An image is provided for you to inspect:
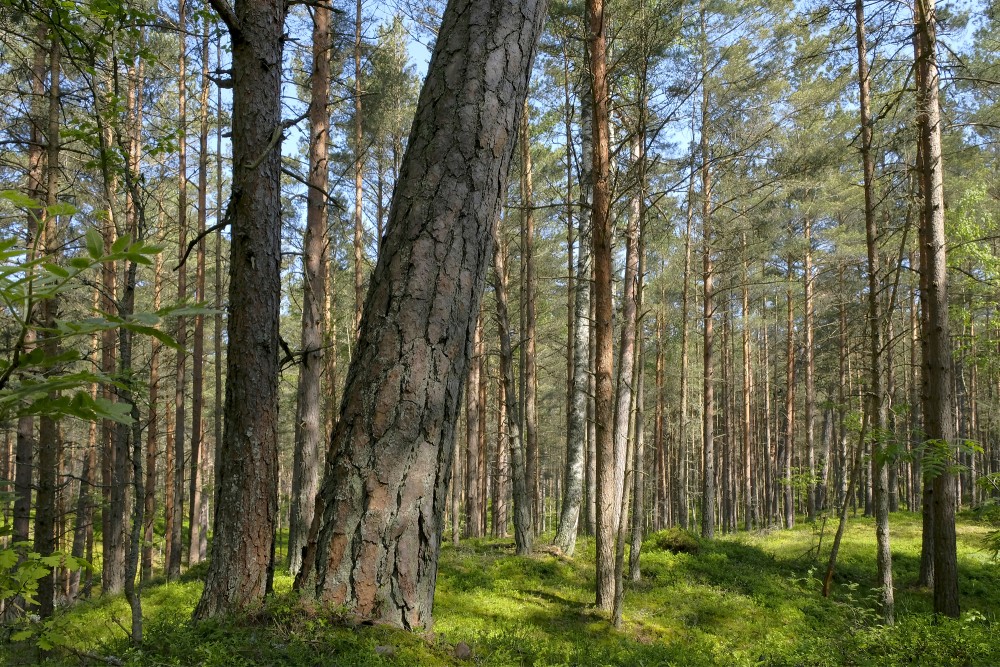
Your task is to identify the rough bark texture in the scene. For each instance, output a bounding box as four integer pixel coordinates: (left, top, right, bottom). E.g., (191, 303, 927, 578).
(304, 0, 548, 629)
(289, 1, 330, 577)
(194, 0, 286, 619)
(913, 0, 959, 618)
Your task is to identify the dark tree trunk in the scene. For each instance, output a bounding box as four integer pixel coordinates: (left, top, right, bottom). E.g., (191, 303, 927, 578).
(194, 0, 287, 619)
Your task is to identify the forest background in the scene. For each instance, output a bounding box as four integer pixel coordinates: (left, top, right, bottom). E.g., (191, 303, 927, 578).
(0, 0, 999, 663)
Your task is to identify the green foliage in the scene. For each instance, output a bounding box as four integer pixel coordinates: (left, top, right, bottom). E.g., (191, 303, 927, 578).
(4, 513, 998, 666)
(0, 529, 89, 651)
(647, 527, 702, 554)
(0, 191, 183, 424)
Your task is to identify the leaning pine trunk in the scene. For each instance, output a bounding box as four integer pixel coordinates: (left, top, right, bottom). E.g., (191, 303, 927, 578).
(301, 0, 549, 630)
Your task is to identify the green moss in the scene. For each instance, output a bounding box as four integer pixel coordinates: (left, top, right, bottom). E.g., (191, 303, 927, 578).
(5, 513, 998, 666)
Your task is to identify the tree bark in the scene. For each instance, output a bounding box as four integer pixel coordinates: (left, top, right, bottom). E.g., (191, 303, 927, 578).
(300, 0, 548, 629)
(913, 0, 959, 618)
(188, 14, 211, 567)
(855, 0, 895, 622)
(590, 0, 616, 610)
(493, 230, 533, 556)
(464, 316, 483, 538)
(520, 101, 540, 532)
(170, 0, 188, 581)
(195, 0, 287, 619)
(289, 0, 330, 577)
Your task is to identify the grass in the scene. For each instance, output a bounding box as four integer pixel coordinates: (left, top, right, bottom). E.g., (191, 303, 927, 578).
(3, 511, 998, 666)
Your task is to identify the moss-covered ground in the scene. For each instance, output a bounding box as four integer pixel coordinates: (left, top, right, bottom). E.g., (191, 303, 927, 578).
(3, 511, 998, 666)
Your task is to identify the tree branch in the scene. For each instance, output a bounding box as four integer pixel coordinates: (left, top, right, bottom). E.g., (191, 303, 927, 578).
(207, 0, 240, 38)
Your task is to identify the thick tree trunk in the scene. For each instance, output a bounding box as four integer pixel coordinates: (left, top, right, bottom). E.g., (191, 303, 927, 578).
(913, 0, 958, 618)
(195, 0, 287, 619)
(300, 0, 548, 629)
(289, 1, 330, 577)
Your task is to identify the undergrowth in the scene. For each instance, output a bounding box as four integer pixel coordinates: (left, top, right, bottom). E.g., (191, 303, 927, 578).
(2, 512, 998, 666)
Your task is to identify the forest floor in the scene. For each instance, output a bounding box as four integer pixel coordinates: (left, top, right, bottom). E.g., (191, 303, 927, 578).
(4, 510, 999, 666)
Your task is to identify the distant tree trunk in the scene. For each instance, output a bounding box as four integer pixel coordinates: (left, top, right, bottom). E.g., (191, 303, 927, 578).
(783, 254, 795, 530)
(353, 0, 365, 339)
(194, 0, 287, 620)
(465, 317, 483, 538)
(12, 21, 46, 560)
(742, 240, 754, 530)
(804, 217, 816, 522)
(170, 0, 188, 581)
(142, 251, 163, 584)
(188, 15, 211, 567)
(35, 31, 60, 617)
(494, 230, 533, 556)
(676, 161, 695, 531)
(494, 375, 509, 537)
(856, 0, 894, 623)
(700, 25, 715, 539)
(553, 97, 592, 554)
(289, 0, 330, 577)
(562, 40, 576, 542)
(590, 0, 617, 610)
(913, 0, 959, 618)
(629, 239, 647, 583)
(519, 102, 540, 532)
(300, 0, 548, 629)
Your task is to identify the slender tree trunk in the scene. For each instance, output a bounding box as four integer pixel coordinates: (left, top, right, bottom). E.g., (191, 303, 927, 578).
(554, 178, 591, 554)
(289, 0, 330, 577)
(188, 15, 210, 567)
(170, 0, 188, 580)
(699, 5, 715, 539)
(494, 230, 533, 556)
(677, 161, 695, 531)
(804, 217, 817, 522)
(34, 31, 61, 617)
(353, 0, 365, 339)
(742, 241, 754, 530)
(520, 102, 540, 532)
(465, 317, 483, 538)
(590, 0, 616, 610)
(856, 0, 894, 623)
(783, 255, 795, 530)
(142, 251, 163, 583)
(299, 0, 548, 629)
(195, 0, 287, 620)
(913, 0, 959, 618)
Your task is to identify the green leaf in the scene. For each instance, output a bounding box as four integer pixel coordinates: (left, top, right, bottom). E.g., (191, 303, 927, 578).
(0, 190, 41, 210)
(85, 228, 104, 259)
(111, 234, 132, 254)
(10, 629, 33, 642)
